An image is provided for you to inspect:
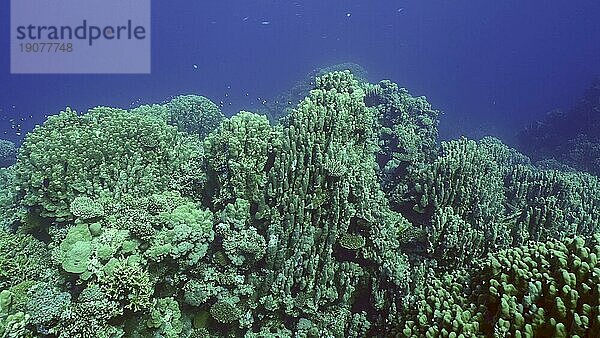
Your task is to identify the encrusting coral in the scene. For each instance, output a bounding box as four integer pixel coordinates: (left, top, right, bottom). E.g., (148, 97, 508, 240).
(1, 69, 600, 337)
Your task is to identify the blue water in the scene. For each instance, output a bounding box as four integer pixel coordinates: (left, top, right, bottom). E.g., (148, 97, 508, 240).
(1, 0, 600, 144)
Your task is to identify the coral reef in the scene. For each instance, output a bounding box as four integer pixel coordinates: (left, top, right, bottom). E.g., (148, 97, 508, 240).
(1, 69, 600, 337)
(0, 139, 16, 168)
(396, 235, 600, 337)
(0, 167, 20, 228)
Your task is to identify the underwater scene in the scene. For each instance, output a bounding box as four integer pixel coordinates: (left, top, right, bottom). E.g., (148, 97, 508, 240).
(1, 1, 600, 337)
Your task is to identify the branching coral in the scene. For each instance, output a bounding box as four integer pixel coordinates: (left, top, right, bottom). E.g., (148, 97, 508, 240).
(69, 196, 104, 220)
(204, 111, 276, 210)
(99, 258, 153, 312)
(366, 80, 439, 210)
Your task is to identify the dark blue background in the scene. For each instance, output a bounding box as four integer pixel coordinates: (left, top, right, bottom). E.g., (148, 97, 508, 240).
(2, 0, 600, 144)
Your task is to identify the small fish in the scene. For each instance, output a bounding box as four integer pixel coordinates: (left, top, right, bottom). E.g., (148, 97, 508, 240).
(242, 16, 249, 21)
(261, 21, 270, 25)
(397, 8, 404, 13)
(192, 64, 198, 69)
(346, 13, 351, 17)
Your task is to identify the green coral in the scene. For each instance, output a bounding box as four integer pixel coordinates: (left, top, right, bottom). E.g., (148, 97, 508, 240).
(15, 106, 202, 221)
(99, 258, 153, 312)
(261, 63, 369, 122)
(473, 236, 600, 336)
(54, 218, 136, 280)
(146, 297, 184, 338)
(204, 111, 276, 209)
(219, 224, 266, 267)
(426, 206, 485, 268)
(217, 199, 266, 267)
(0, 312, 31, 338)
(70, 196, 104, 220)
(338, 233, 366, 250)
(62, 241, 92, 274)
(255, 70, 410, 333)
(0, 168, 19, 228)
(402, 136, 600, 270)
(165, 95, 225, 138)
(183, 279, 219, 307)
(25, 282, 71, 328)
(504, 164, 600, 245)
(209, 298, 241, 324)
(397, 235, 600, 337)
(132, 94, 224, 139)
(0, 290, 12, 314)
(55, 284, 123, 338)
(57, 224, 93, 274)
(412, 137, 506, 228)
(396, 267, 482, 337)
(146, 202, 214, 267)
(0, 229, 53, 289)
(366, 80, 439, 210)
(0, 289, 33, 338)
